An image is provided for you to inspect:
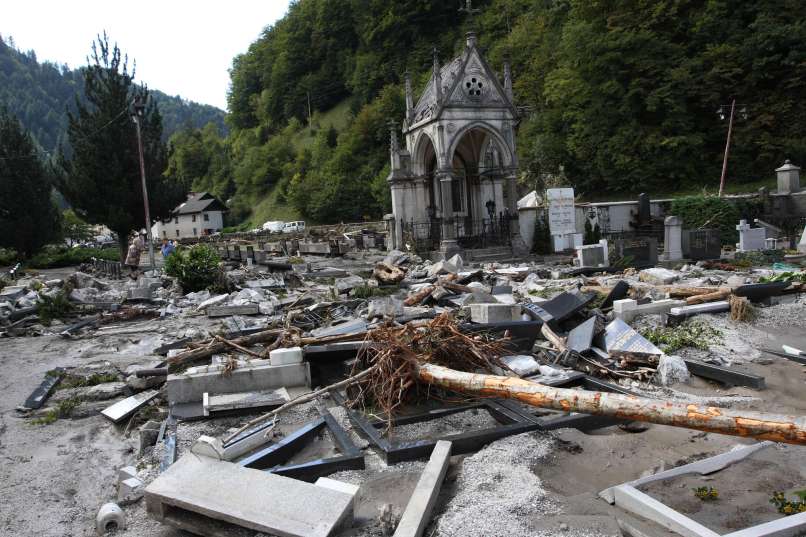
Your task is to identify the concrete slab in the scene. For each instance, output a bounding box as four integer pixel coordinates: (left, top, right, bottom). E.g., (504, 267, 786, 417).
(207, 305, 260, 317)
(270, 347, 303, 366)
(468, 303, 521, 323)
(145, 454, 354, 537)
(612, 485, 720, 537)
(203, 388, 289, 416)
(100, 390, 159, 423)
(392, 440, 452, 537)
(166, 363, 310, 404)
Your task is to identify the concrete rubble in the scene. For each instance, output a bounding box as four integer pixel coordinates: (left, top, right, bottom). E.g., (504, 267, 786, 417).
(5, 236, 806, 537)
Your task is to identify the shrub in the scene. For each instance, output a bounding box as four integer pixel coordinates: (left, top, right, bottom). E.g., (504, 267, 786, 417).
(164, 244, 222, 292)
(28, 246, 120, 269)
(0, 248, 17, 266)
(670, 195, 740, 245)
(36, 291, 73, 325)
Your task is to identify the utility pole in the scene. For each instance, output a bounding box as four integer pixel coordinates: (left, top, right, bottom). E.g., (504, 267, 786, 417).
(718, 99, 736, 197)
(307, 91, 312, 133)
(131, 96, 156, 270)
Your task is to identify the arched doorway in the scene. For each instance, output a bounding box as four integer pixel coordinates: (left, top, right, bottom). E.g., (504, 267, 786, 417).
(450, 126, 509, 244)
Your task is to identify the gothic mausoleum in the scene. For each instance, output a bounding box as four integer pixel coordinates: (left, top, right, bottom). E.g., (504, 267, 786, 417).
(387, 31, 520, 257)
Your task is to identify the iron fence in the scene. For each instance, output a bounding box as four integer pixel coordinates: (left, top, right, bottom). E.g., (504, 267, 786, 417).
(402, 215, 515, 252)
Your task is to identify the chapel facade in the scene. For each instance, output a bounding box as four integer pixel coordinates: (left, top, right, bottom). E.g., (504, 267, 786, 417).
(387, 31, 520, 254)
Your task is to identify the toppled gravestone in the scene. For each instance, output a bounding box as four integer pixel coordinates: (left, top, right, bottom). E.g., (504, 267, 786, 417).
(655, 355, 690, 386)
(335, 275, 365, 293)
(638, 267, 680, 285)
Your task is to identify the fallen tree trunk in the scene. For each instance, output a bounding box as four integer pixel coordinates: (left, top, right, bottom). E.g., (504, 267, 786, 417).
(686, 287, 731, 305)
(415, 363, 806, 445)
(168, 328, 284, 368)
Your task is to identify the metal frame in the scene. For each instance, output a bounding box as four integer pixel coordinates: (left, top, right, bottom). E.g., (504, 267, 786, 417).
(331, 373, 634, 464)
(683, 359, 765, 390)
(237, 409, 364, 482)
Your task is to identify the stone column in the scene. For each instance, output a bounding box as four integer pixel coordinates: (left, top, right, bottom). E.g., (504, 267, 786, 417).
(661, 215, 683, 261)
(438, 171, 459, 256)
(776, 160, 801, 194)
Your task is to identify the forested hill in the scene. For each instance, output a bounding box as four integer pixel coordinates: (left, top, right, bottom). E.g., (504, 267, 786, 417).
(0, 35, 226, 152)
(182, 0, 806, 228)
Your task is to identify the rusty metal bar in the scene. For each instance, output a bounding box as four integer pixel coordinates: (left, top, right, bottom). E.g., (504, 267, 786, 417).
(415, 364, 806, 445)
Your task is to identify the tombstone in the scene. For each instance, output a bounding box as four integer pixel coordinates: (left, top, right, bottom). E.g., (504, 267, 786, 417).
(576, 244, 606, 267)
(799, 227, 806, 254)
(736, 220, 766, 252)
(546, 188, 577, 252)
(776, 160, 801, 194)
(660, 215, 683, 261)
(637, 193, 651, 226)
(614, 237, 658, 267)
(683, 229, 721, 260)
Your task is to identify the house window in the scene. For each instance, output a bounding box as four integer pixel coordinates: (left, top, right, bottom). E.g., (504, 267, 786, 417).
(192, 214, 196, 222)
(174, 217, 179, 224)
(193, 228, 197, 236)
(175, 229, 180, 237)
(204, 213, 209, 222)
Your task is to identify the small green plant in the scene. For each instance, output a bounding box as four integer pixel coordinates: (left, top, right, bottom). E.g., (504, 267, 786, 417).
(693, 486, 719, 501)
(760, 271, 806, 283)
(287, 256, 305, 264)
(770, 491, 806, 515)
(164, 244, 222, 292)
(58, 372, 119, 390)
(31, 397, 82, 425)
(640, 320, 722, 353)
(351, 285, 399, 299)
(36, 291, 73, 326)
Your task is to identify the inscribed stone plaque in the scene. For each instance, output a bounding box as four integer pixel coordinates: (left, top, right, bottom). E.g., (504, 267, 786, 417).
(546, 188, 576, 236)
(615, 237, 658, 266)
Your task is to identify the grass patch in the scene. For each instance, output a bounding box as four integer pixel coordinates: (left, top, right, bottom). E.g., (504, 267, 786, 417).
(31, 397, 82, 425)
(58, 372, 119, 390)
(287, 256, 305, 264)
(351, 285, 399, 299)
(640, 320, 722, 353)
(247, 187, 303, 229)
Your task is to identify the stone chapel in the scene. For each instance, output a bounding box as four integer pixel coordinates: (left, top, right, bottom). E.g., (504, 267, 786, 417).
(387, 31, 520, 255)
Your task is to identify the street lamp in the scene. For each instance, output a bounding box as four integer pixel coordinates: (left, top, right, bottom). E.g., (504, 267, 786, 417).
(716, 99, 748, 197)
(131, 96, 156, 270)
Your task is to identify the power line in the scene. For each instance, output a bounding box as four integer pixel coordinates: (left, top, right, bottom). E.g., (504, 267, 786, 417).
(0, 104, 130, 161)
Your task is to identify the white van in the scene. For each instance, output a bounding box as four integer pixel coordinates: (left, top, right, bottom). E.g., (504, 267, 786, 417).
(262, 221, 286, 233)
(283, 221, 306, 233)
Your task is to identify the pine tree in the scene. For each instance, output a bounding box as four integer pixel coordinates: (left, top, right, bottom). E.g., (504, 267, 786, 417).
(0, 107, 60, 258)
(58, 33, 184, 258)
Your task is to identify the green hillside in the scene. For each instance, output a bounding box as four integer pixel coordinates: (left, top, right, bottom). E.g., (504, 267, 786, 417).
(168, 0, 806, 228)
(0, 35, 226, 152)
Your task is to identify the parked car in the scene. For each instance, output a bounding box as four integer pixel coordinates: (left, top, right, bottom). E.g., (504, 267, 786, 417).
(262, 221, 286, 233)
(283, 221, 306, 233)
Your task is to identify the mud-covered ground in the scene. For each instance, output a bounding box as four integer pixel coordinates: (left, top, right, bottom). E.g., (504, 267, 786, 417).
(3, 264, 806, 537)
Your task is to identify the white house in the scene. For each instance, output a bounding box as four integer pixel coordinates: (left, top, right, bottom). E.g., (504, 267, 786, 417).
(151, 192, 226, 240)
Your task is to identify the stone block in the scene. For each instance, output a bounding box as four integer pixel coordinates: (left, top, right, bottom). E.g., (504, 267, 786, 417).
(166, 362, 310, 404)
(315, 477, 360, 497)
(0, 286, 26, 301)
(638, 267, 680, 285)
(269, 347, 303, 366)
(498, 355, 540, 376)
(468, 303, 521, 323)
(393, 441, 452, 537)
(207, 304, 260, 317)
(145, 454, 354, 537)
(576, 244, 606, 267)
(118, 466, 138, 483)
(118, 477, 145, 504)
(427, 260, 457, 277)
(335, 275, 365, 293)
(245, 277, 284, 289)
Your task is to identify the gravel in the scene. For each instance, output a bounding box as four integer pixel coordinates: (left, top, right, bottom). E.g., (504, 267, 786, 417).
(434, 432, 558, 537)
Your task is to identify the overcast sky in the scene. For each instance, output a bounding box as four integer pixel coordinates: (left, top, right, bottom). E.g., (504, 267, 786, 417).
(2, 0, 291, 110)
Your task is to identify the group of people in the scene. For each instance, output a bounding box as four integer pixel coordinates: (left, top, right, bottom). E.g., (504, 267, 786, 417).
(123, 231, 179, 279)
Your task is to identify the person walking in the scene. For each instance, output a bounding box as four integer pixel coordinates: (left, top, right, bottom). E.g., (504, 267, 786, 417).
(125, 232, 145, 279)
(160, 238, 175, 258)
